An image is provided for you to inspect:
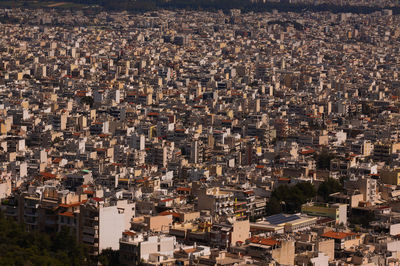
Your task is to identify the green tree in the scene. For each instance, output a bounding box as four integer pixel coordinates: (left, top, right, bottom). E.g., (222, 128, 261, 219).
(266, 197, 282, 215)
(315, 150, 335, 170)
(266, 182, 316, 215)
(98, 248, 120, 266)
(296, 182, 317, 199)
(317, 178, 343, 201)
(0, 212, 91, 266)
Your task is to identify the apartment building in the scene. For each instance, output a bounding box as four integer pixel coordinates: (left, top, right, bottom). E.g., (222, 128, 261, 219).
(80, 199, 135, 255)
(119, 232, 176, 265)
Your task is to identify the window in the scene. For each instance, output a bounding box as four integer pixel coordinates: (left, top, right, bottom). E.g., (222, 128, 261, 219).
(158, 244, 160, 252)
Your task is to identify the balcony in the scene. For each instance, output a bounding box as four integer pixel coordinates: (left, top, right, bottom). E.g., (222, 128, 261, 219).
(25, 219, 38, 226)
(5, 208, 18, 216)
(45, 219, 58, 225)
(82, 234, 95, 244)
(83, 226, 95, 235)
(25, 203, 39, 209)
(85, 215, 99, 221)
(24, 211, 38, 217)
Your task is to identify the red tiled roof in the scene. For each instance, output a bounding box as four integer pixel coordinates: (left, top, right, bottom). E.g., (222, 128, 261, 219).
(123, 231, 136, 236)
(40, 172, 57, 179)
(159, 210, 180, 218)
(177, 187, 191, 192)
(92, 197, 103, 202)
(184, 248, 196, 254)
(300, 149, 315, 155)
(148, 112, 159, 116)
(160, 198, 174, 203)
(321, 231, 356, 240)
(53, 158, 62, 163)
(59, 211, 74, 217)
(248, 236, 280, 246)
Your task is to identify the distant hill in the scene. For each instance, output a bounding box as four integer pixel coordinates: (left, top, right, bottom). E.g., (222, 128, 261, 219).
(1, 0, 399, 14)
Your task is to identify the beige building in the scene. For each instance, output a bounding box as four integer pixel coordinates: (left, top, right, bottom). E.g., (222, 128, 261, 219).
(197, 187, 234, 215)
(80, 199, 135, 255)
(271, 240, 295, 265)
(119, 232, 176, 266)
(131, 215, 173, 233)
(210, 219, 250, 248)
(380, 168, 400, 186)
(301, 202, 347, 225)
(321, 231, 363, 250)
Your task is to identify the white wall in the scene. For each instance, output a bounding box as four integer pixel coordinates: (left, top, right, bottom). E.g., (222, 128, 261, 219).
(99, 201, 135, 251)
(387, 240, 400, 252)
(140, 236, 175, 261)
(99, 206, 124, 250)
(310, 253, 329, 266)
(0, 180, 11, 199)
(390, 224, 400, 236)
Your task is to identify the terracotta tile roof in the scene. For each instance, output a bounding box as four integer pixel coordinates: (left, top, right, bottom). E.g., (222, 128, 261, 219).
(321, 231, 356, 240)
(59, 211, 74, 217)
(40, 172, 57, 179)
(159, 210, 180, 218)
(160, 198, 174, 203)
(300, 149, 315, 155)
(177, 187, 191, 192)
(92, 197, 103, 202)
(123, 231, 136, 236)
(184, 248, 197, 254)
(148, 112, 159, 116)
(248, 236, 280, 246)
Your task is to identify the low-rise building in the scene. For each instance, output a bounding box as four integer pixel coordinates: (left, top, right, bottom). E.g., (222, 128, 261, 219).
(301, 202, 347, 225)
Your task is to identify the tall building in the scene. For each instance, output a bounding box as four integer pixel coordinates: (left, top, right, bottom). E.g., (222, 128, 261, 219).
(80, 199, 135, 256)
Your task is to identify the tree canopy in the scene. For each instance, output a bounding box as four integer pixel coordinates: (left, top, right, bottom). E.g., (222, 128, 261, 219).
(266, 182, 316, 215)
(0, 212, 90, 266)
(317, 178, 343, 201)
(315, 150, 335, 170)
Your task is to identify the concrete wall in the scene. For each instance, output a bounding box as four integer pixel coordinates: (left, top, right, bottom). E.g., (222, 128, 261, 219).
(387, 240, 400, 252)
(231, 220, 250, 246)
(140, 236, 175, 261)
(181, 211, 200, 223)
(338, 204, 347, 225)
(316, 239, 334, 261)
(343, 236, 363, 250)
(197, 190, 215, 213)
(146, 215, 172, 232)
(350, 194, 363, 208)
(99, 206, 124, 250)
(310, 253, 329, 266)
(0, 180, 11, 199)
(272, 241, 295, 265)
(390, 224, 400, 236)
(380, 170, 400, 186)
(99, 201, 135, 251)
